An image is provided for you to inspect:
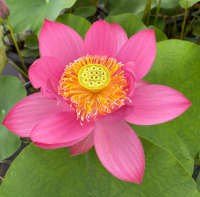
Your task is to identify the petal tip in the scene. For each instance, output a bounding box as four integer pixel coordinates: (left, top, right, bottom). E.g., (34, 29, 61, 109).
(40, 19, 55, 36)
(187, 100, 192, 109)
(43, 19, 53, 27)
(182, 95, 192, 109)
(44, 18, 51, 23)
(95, 19, 108, 25)
(2, 119, 6, 126)
(111, 22, 117, 25)
(124, 175, 144, 184)
(149, 29, 155, 32)
(2, 113, 10, 128)
(110, 22, 121, 29)
(146, 29, 155, 33)
(142, 29, 156, 40)
(136, 177, 143, 185)
(69, 150, 76, 156)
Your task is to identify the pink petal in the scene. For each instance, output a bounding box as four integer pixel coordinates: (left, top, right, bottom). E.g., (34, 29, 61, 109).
(30, 110, 95, 145)
(122, 61, 136, 96)
(116, 30, 156, 81)
(39, 20, 86, 68)
(46, 79, 70, 108)
(69, 131, 94, 156)
(2, 93, 68, 137)
(110, 22, 128, 54)
(35, 137, 86, 149)
(136, 80, 150, 88)
(125, 85, 192, 125)
(94, 121, 145, 184)
(40, 87, 55, 100)
(84, 20, 117, 58)
(29, 56, 64, 100)
(98, 105, 134, 123)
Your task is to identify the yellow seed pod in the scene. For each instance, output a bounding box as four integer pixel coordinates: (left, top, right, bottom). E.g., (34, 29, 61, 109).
(78, 64, 110, 90)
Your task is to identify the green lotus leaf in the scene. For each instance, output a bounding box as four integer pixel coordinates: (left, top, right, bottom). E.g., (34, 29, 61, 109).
(4, 0, 77, 33)
(0, 140, 199, 196)
(56, 13, 91, 39)
(0, 76, 26, 160)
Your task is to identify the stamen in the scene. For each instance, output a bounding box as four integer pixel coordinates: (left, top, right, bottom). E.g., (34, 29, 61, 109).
(58, 55, 129, 121)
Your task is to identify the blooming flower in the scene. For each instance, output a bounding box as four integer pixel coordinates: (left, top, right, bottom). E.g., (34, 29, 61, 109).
(3, 20, 191, 184)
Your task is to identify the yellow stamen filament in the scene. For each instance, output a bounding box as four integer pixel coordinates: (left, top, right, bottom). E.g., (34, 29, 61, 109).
(58, 55, 129, 121)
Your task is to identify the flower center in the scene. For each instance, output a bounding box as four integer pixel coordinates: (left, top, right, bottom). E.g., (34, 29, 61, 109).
(78, 64, 110, 91)
(58, 55, 129, 121)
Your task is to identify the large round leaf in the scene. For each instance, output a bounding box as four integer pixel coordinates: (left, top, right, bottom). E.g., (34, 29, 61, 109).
(106, 0, 156, 17)
(193, 27, 200, 36)
(56, 14, 91, 39)
(4, 0, 77, 34)
(0, 26, 7, 74)
(161, 7, 180, 17)
(0, 140, 199, 196)
(0, 76, 26, 160)
(73, 6, 97, 18)
(130, 39, 200, 175)
(159, 0, 179, 9)
(105, 14, 167, 42)
(179, 0, 199, 8)
(147, 25, 167, 42)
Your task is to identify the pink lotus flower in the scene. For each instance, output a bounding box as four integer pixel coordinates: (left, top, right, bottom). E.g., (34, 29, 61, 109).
(3, 20, 191, 184)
